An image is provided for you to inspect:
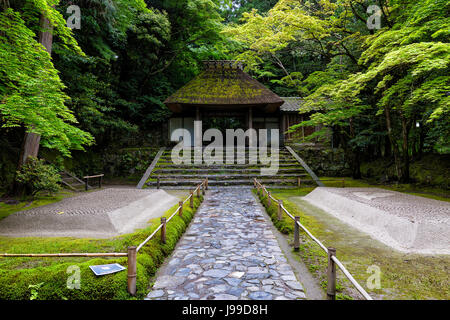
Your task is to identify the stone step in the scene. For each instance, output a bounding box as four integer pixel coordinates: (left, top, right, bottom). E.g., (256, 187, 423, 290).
(149, 174, 308, 180)
(146, 185, 303, 190)
(146, 179, 316, 186)
(155, 163, 302, 169)
(153, 168, 307, 174)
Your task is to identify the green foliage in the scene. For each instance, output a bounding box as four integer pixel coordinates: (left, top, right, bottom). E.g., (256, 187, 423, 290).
(15, 157, 62, 196)
(0, 8, 94, 157)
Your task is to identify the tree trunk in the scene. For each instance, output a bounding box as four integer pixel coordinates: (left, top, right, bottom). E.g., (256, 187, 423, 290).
(12, 12, 53, 196)
(400, 116, 411, 183)
(348, 118, 361, 179)
(18, 12, 53, 169)
(384, 106, 401, 181)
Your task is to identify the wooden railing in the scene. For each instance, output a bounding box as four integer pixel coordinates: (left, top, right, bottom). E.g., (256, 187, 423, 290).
(83, 174, 104, 191)
(254, 178, 373, 300)
(0, 178, 208, 297)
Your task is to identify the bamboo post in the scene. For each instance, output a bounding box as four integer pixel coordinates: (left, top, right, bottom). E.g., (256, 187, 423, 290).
(257, 184, 260, 196)
(197, 186, 200, 198)
(157, 176, 160, 189)
(294, 216, 300, 251)
(189, 191, 194, 208)
(327, 247, 337, 300)
(277, 200, 283, 221)
(202, 182, 205, 195)
(178, 201, 183, 217)
(267, 192, 271, 206)
(262, 186, 266, 197)
(253, 178, 257, 188)
(297, 177, 301, 188)
(160, 217, 167, 244)
(127, 246, 137, 296)
(205, 177, 208, 190)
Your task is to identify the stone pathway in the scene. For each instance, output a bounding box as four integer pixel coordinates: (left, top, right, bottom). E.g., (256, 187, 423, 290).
(146, 188, 306, 300)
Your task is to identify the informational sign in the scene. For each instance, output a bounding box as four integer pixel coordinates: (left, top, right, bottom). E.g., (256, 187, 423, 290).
(89, 263, 126, 276)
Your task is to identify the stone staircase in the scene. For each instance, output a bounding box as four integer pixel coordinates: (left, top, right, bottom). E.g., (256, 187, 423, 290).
(145, 147, 316, 189)
(60, 171, 91, 192)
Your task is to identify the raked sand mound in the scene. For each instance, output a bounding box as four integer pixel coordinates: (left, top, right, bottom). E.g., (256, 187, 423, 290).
(0, 188, 179, 238)
(303, 187, 450, 255)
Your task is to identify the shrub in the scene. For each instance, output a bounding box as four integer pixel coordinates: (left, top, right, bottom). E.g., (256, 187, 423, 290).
(15, 157, 61, 197)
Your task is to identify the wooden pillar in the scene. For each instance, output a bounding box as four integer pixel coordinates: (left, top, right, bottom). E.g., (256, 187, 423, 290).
(160, 217, 167, 244)
(178, 201, 183, 217)
(127, 246, 137, 296)
(294, 216, 300, 251)
(277, 200, 283, 221)
(327, 247, 337, 300)
(248, 107, 253, 147)
(195, 106, 202, 148)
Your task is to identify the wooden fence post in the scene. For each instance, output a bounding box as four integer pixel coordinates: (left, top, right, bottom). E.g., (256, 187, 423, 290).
(99, 176, 103, 189)
(262, 187, 266, 198)
(127, 246, 137, 296)
(342, 178, 345, 188)
(327, 247, 337, 300)
(294, 216, 300, 251)
(297, 177, 301, 188)
(253, 178, 256, 188)
(267, 192, 271, 206)
(178, 201, 183, 217)
(197, 186, 200, 198)
(160, 217, 167, 244)
(157, 176, 160, 189)
(85, 178, 88, 191)
(202, 182, 205, 195)
(190, 191, 194, 208)
(277, 200, 283, 221)
(205, 178, 208, 190)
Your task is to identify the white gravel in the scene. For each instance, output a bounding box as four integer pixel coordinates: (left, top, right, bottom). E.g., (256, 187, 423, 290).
(303, 188, 450, 255)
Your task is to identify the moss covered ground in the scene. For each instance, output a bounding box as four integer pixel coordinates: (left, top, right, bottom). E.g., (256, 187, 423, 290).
(256, 182, 449, 300)
(0, 190, 77, 222)
(0, 193, 203, 300)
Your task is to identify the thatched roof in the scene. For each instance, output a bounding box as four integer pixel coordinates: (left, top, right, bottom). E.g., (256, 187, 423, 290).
(280, 97, 304, 112)
(164, 61, 284, 113)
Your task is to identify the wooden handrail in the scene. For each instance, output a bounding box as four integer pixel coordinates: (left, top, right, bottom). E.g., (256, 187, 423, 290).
(254, 178, 372, 300)
(83, 174, 105, 179)
(0, 252, 127, 258)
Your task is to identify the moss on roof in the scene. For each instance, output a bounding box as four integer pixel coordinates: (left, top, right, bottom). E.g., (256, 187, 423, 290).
(164, 62, 283, 108)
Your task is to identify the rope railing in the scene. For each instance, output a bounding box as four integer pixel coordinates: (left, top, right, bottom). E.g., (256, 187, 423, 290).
(254, 178, 373, 301)
(0, 178, 208, 297)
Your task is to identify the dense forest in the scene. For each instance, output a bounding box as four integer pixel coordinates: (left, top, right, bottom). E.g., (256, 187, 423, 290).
(0, 0, 448, 192)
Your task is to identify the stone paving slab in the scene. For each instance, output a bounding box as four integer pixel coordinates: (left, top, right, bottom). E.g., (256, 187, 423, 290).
(146, 188, 307, 300)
